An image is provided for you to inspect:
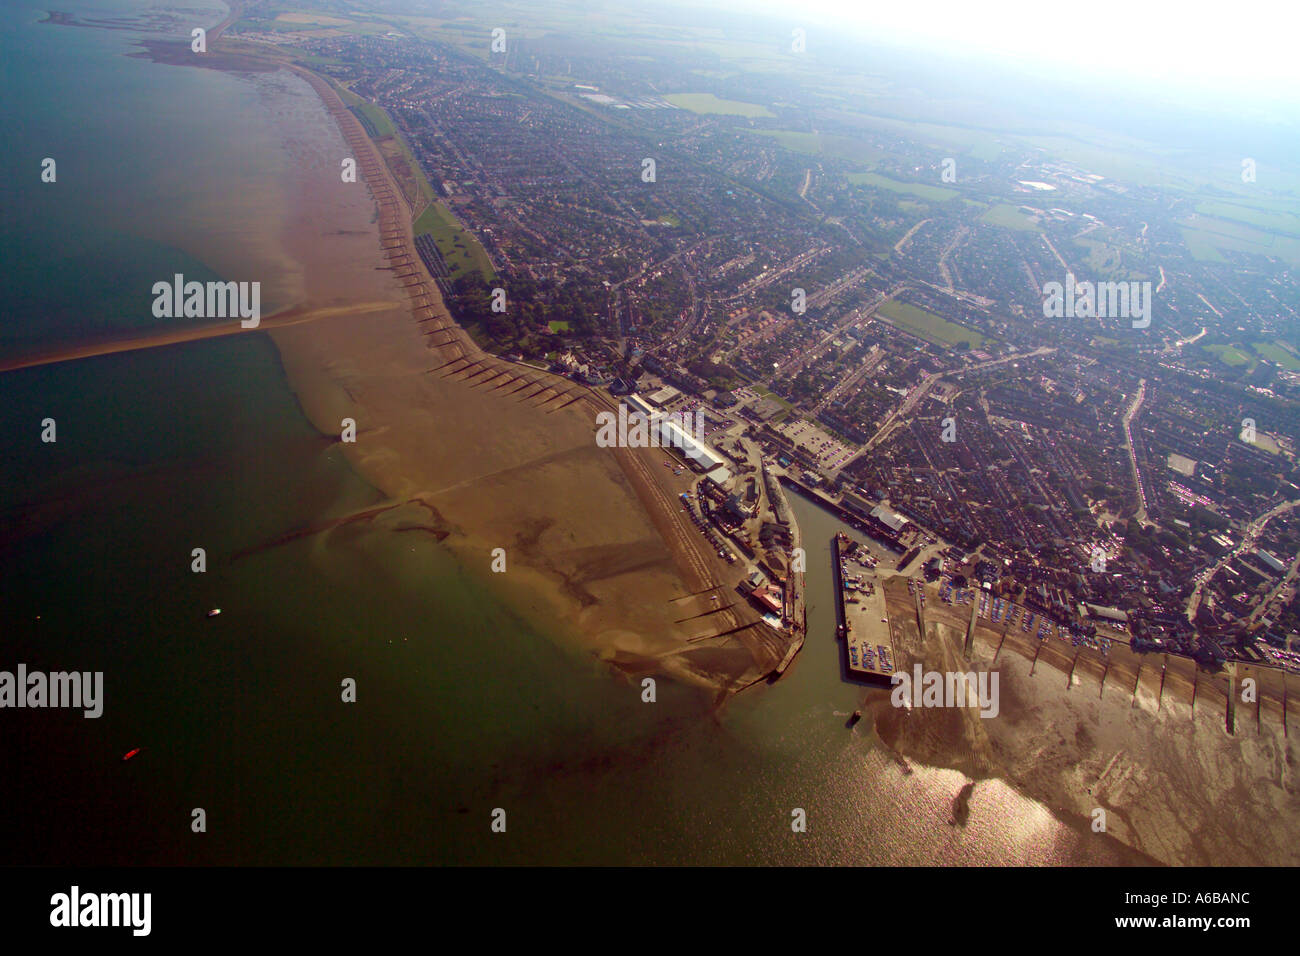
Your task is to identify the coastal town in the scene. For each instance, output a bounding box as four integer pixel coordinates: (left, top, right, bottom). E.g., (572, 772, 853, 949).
(9, 0, 1300, 884)
(212, 1, 1300, 692)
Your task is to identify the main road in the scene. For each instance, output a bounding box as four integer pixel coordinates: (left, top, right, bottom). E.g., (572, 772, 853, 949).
(1121, 379, 1149, 524)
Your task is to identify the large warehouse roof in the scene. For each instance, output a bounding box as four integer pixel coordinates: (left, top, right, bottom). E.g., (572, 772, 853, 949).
(621, 396, 726, 471)
(870, 504, 908, 533)
(658, 418, 724, 470)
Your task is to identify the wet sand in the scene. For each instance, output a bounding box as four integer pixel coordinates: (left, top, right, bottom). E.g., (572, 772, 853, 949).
(875, 577, 1300, 865)
(0, 301, 399, 373)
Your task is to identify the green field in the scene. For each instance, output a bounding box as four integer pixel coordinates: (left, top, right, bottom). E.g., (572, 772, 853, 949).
(664, 92, 774, 118)
(1252, 341, 1300, 370)
(414, 202, 495, 282)
(835, 111, 1006, 156)
(1194, 201, 1300, 237)
(753, 383, 794, 412)
(332, 80, 455, 244)
(1180, 228, 1228, 263)
(876, 301, 988, 348)
(847, 172, 957, 202)
(1073, 237, 1122, 275)
(332, 82, 399, 138)
(1180, 217, 1300, 267)
(548, 320, 571, 333)
(979, 204, 1039, 231)
(1202, 344, 1253, 368)
(260, 11, 397, 35)
(354, 101, 395, 138)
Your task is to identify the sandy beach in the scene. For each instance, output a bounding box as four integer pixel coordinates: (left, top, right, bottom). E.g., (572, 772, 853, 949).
(200, 57, 791, 698)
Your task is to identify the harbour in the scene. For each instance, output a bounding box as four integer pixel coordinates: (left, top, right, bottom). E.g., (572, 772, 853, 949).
(832, 533, 896, 683)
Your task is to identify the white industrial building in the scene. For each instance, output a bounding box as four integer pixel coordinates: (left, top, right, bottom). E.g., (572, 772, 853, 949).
(620, 394, 726, 472)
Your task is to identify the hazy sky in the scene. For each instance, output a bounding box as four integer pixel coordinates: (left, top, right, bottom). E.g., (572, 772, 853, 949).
(712, 0, 1300, 100)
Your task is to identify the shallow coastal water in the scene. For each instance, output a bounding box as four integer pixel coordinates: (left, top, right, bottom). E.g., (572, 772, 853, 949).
(0, 0, 1149, 865)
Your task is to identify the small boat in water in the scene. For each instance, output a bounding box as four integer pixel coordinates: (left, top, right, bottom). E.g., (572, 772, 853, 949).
(849, 710, 862, 726)
(207, 608, 221, 618)
(122, 748, 140, 761)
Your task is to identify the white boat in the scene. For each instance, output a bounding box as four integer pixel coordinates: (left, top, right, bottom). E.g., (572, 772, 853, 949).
(207, 608, 222, 618)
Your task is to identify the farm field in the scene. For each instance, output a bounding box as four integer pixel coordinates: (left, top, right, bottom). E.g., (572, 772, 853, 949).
(1180, 211, 1300, 266)
(1194, 200, 1300, 237)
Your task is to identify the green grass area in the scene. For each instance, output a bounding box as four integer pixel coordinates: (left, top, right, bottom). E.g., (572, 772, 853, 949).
(232, 17, 320, 33)
(846, 172, 957, 202)
(1073, 237, 1123, 276)
(349, 100, 396, 139)
(414, 202, 495, 282)
(876, 300, 988, 349)
(979, 204, 1039, 231)
(1180, 217, 1300, 267)
(389, 133, 438, 206)
(330, 80, 437, 208)
(235, 13, 394, 35)
(548, 320, 571, 333)
(1194, 200, 1300, 237)
(1202, 344, 1253, 368)
(1251, 341, 1300, 370)
(332, 80, 395, 138)
(1180, 228, 1228, 263)
(293, 51, 347, 67)
(819, 135, 889, 165)
(831, 111, 1006, 156)
(753, 384, 794, 411)
(663, 92, 774, 117)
